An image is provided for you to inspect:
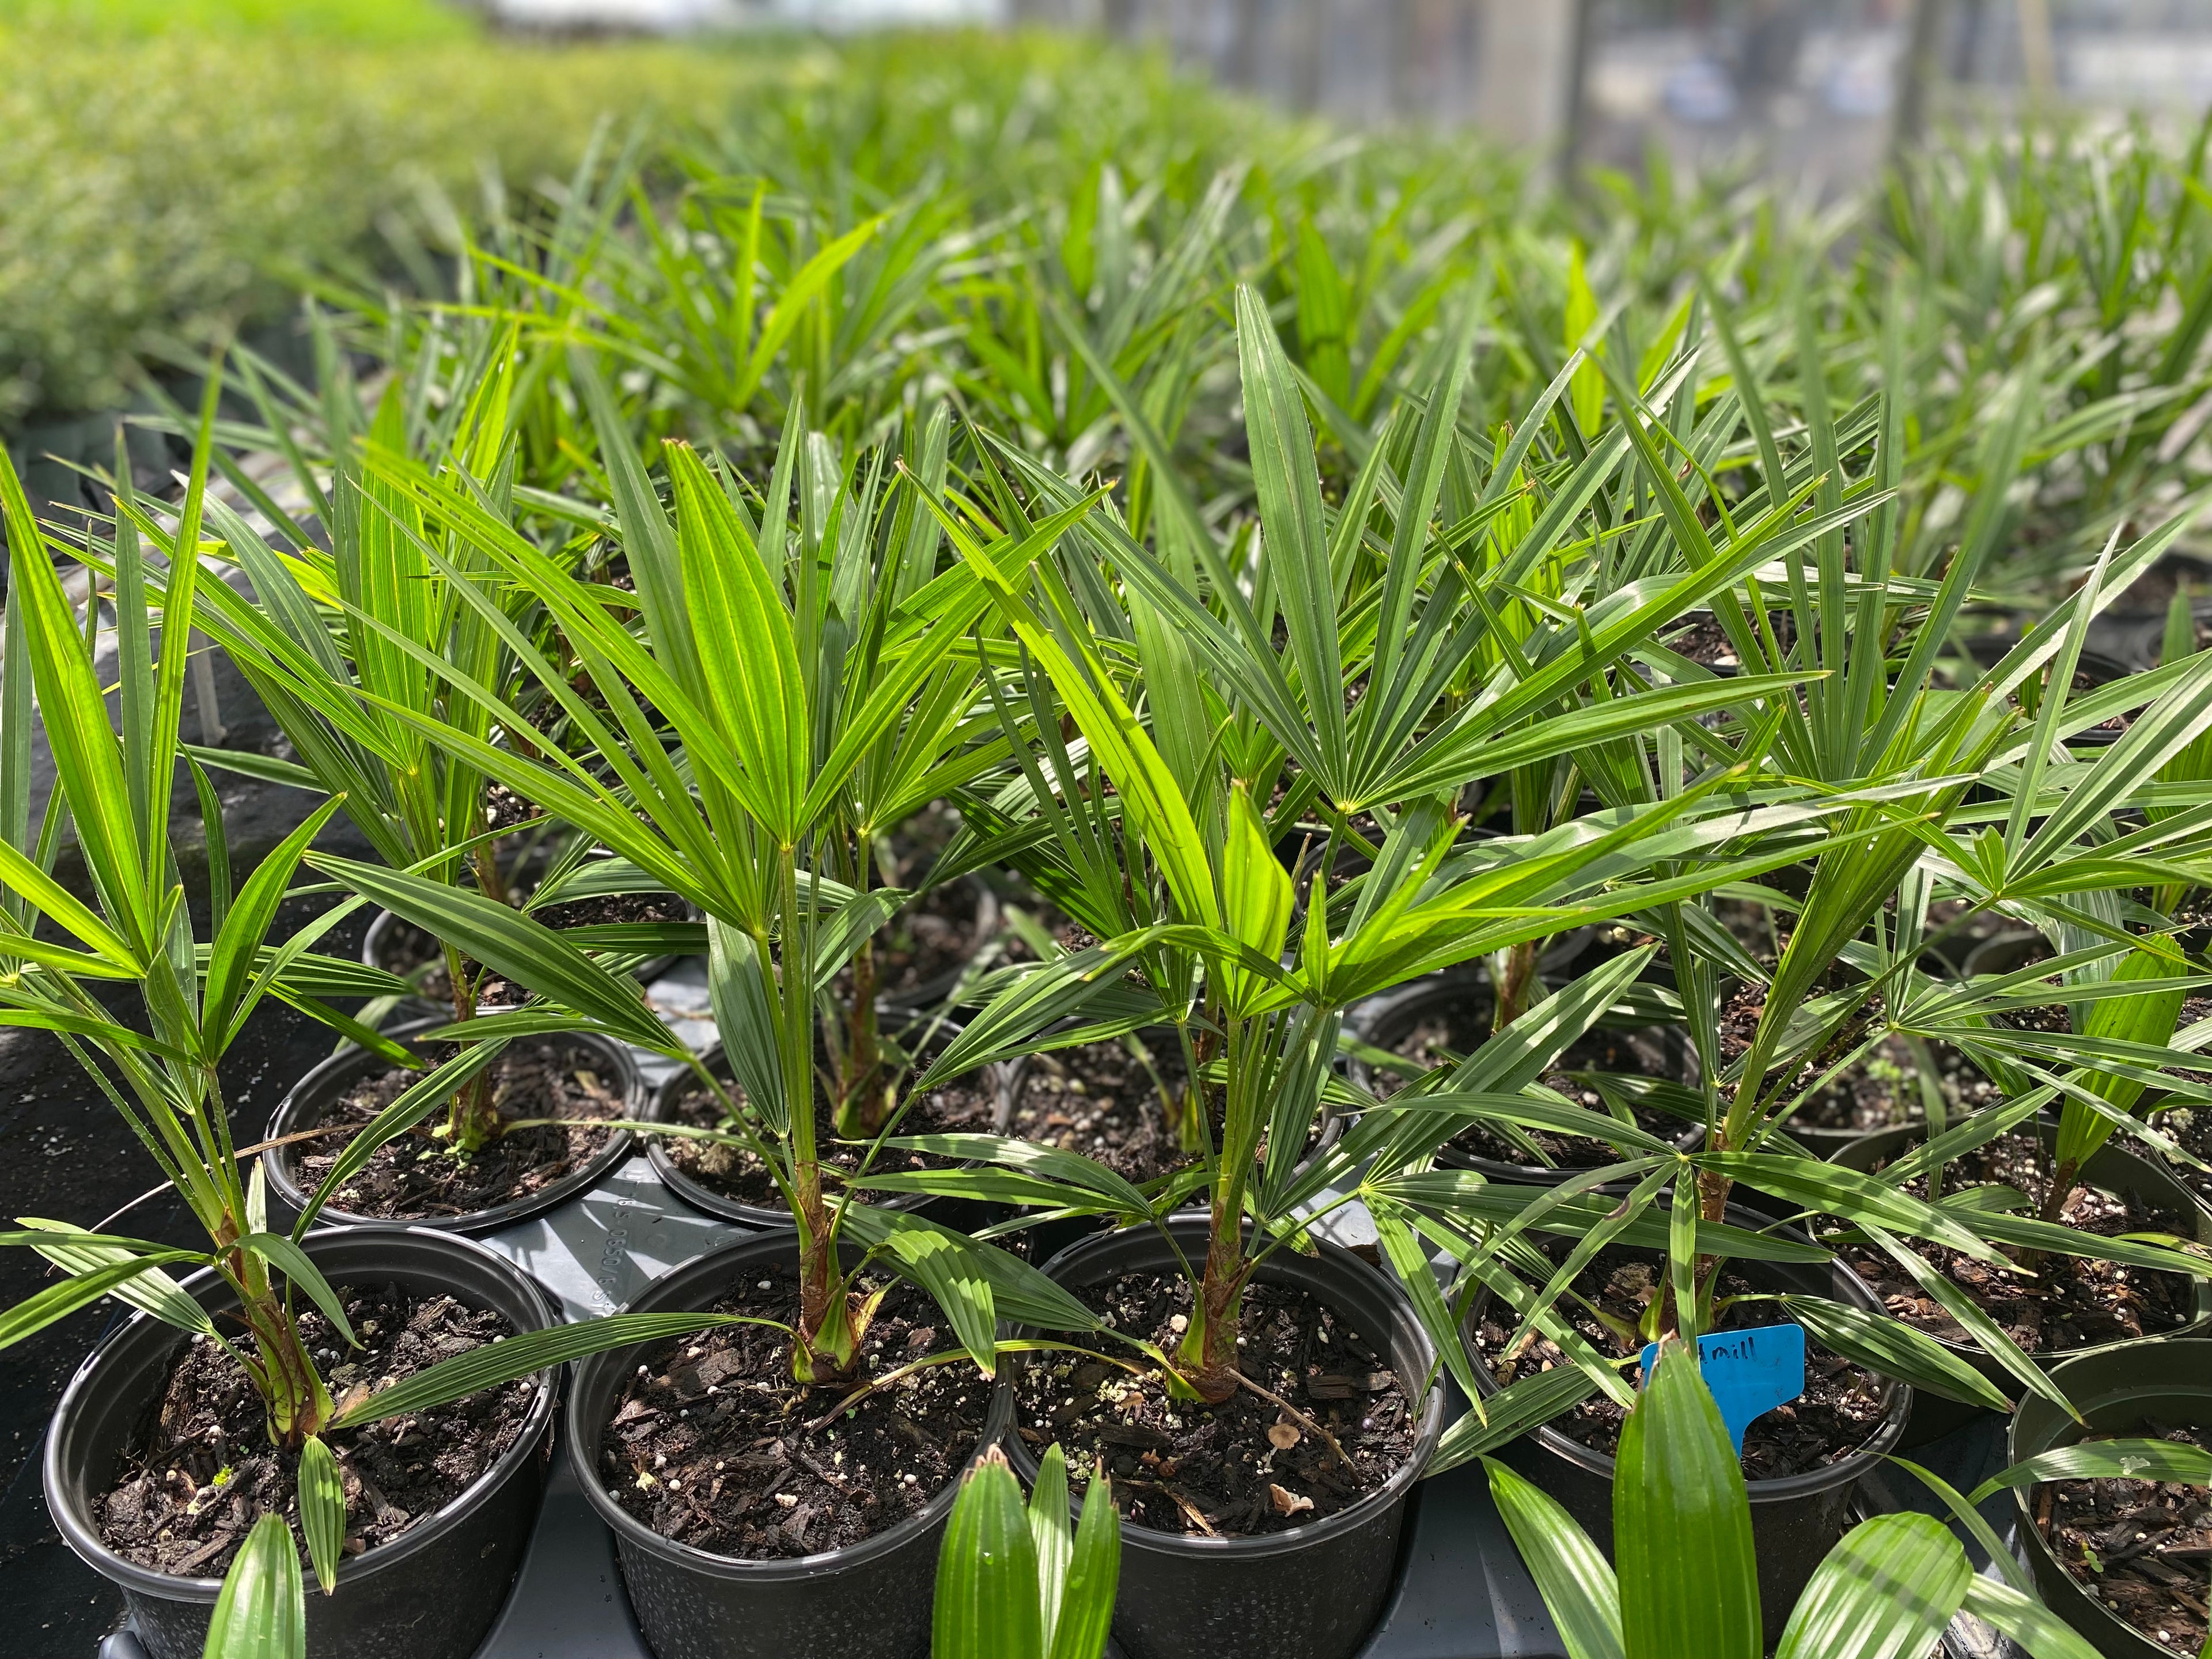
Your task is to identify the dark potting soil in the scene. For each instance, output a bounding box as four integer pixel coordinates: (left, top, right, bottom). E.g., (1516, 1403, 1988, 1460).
(1828, 1130, 2196, 1353)
(1008, 1034, 1328, 1187)
(831, 881, 984, 1004)
(1472, 1247, 1890, 1479)
(1663, 616, 1743, 669)
(2160, 1108, 2212, 1211)
(96, 1283, 534, 1580)
(1372, 997, 1687, 1168)
(1015, 1274, 1416, 1539)
(1791, 1032, 1997, 1134)
(660, 1060, 997, 1211)
(1009, 1033, 1195, 1185)
(370, 914, 525, 1011)
(599, 1266, 992, 1559)
(998, 903, 1098, 965)
(290, 1037, 623, 1221)
(2038, 1423, 2212, 1655)
(1715, 979, 1996, 1135)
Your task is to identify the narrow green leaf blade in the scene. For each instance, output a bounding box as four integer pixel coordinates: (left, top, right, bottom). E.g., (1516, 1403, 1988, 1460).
(202, 1511, 304, 1659)
(1485, 1457, 1624, 1659)
(294, 1436, 346, 1596)
(1615, 1341, 1760, 1659)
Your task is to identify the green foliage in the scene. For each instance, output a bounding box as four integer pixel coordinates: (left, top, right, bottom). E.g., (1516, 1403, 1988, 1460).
(1491, 1344, 2101, 1659)
(0, 0, 471, 44)
(0, 21, 757, 423)
(932, 1445, 1119, 1659)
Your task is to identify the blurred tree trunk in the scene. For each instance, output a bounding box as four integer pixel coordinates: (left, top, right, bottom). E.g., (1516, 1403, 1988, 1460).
(1477, 0, 1584, 176)
(1290, 0, 1326, 109)
(1892, 0, 1948, 157)
(1226, 0, 1267, 87)
(2016, 0, 2057, 106)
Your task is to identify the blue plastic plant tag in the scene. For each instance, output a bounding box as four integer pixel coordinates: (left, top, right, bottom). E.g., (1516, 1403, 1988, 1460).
(1637, 1323, 1807, 1453)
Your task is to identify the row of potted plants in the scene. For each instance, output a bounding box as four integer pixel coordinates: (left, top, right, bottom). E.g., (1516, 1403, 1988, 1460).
(6, 272, 2212, 1659)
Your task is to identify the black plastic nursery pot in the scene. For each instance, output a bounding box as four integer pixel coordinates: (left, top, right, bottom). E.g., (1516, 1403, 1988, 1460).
(1463, 1208, 1912, 1647)
(45, 1228, 559, 1659)
(1347, 968, 1701, 1187)
(1832, 1120, 2212, 1445)
(1012, 1215, 1446, 1659)
(639, 1029, 1014, 1231)
(262, 1018, 641, 1236)
(2010, 1338, 2212, 1659)
(565, 1229, 1012, 1659)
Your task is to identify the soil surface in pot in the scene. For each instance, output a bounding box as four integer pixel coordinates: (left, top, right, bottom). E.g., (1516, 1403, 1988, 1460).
(1717, 982, 1998, 1137)
(1008, 1033, 1195, 1185)
(290, 1036, 623, 1221)
(1472, 1245, 1889, 1479)
(96, 1282, 534, 1580)
(659, 1058, 995, 1210)
(599, 1265, 991, 1558)
(1008, 1033, 1327, 1187)
(1016, 1272, 1417, 1539)
(1664, 616, 1749, 669)
(831, 881, 987, 1005)
(1369, 995, 1687, 1168)
(1790, 1031, 1994, 1136)
(1824, 1130, 2196, 1353)
(2038, 1423, 2212, 1655)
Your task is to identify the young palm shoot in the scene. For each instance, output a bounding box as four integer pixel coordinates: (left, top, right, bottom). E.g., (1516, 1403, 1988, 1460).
(931, 1444, 1119, 1659)
(876, 294, 1929, 1411)
(0, 435, 737, 1625)
(323, 391, 1097, 1390)
(131, 352, 620, 1158)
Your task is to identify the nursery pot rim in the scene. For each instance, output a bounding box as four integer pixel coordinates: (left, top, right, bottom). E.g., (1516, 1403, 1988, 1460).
(2005, 1336, 2212, 1659)
(563, 1226, 1012, 1581)
(261, 1016, 639, 1236)
(1007, 1213, 1446, 1559)
(1828, 1118, 2212, 1368)
(640, 1022, 1013, 1228)
(43, 1224, 559, 1604)
(1462, 1205, 1914, 1501)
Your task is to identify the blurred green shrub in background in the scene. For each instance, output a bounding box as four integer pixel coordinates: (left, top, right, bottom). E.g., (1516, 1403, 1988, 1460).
(0, 2, 757, 424)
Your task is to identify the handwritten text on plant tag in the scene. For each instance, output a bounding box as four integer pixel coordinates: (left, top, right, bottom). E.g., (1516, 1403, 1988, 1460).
(1637, 1323, 1808, 1453)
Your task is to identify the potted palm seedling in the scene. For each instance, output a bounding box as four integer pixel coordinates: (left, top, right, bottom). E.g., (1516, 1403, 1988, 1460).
(133, 353, 681, 1234)
(0, 435, 734, 1659)
(1493, 1336, 2103, 1658)
(846, 292, 1948, 1659)
(311, 387, 1103, 1659)
(1424, 296, 2212, 1620)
